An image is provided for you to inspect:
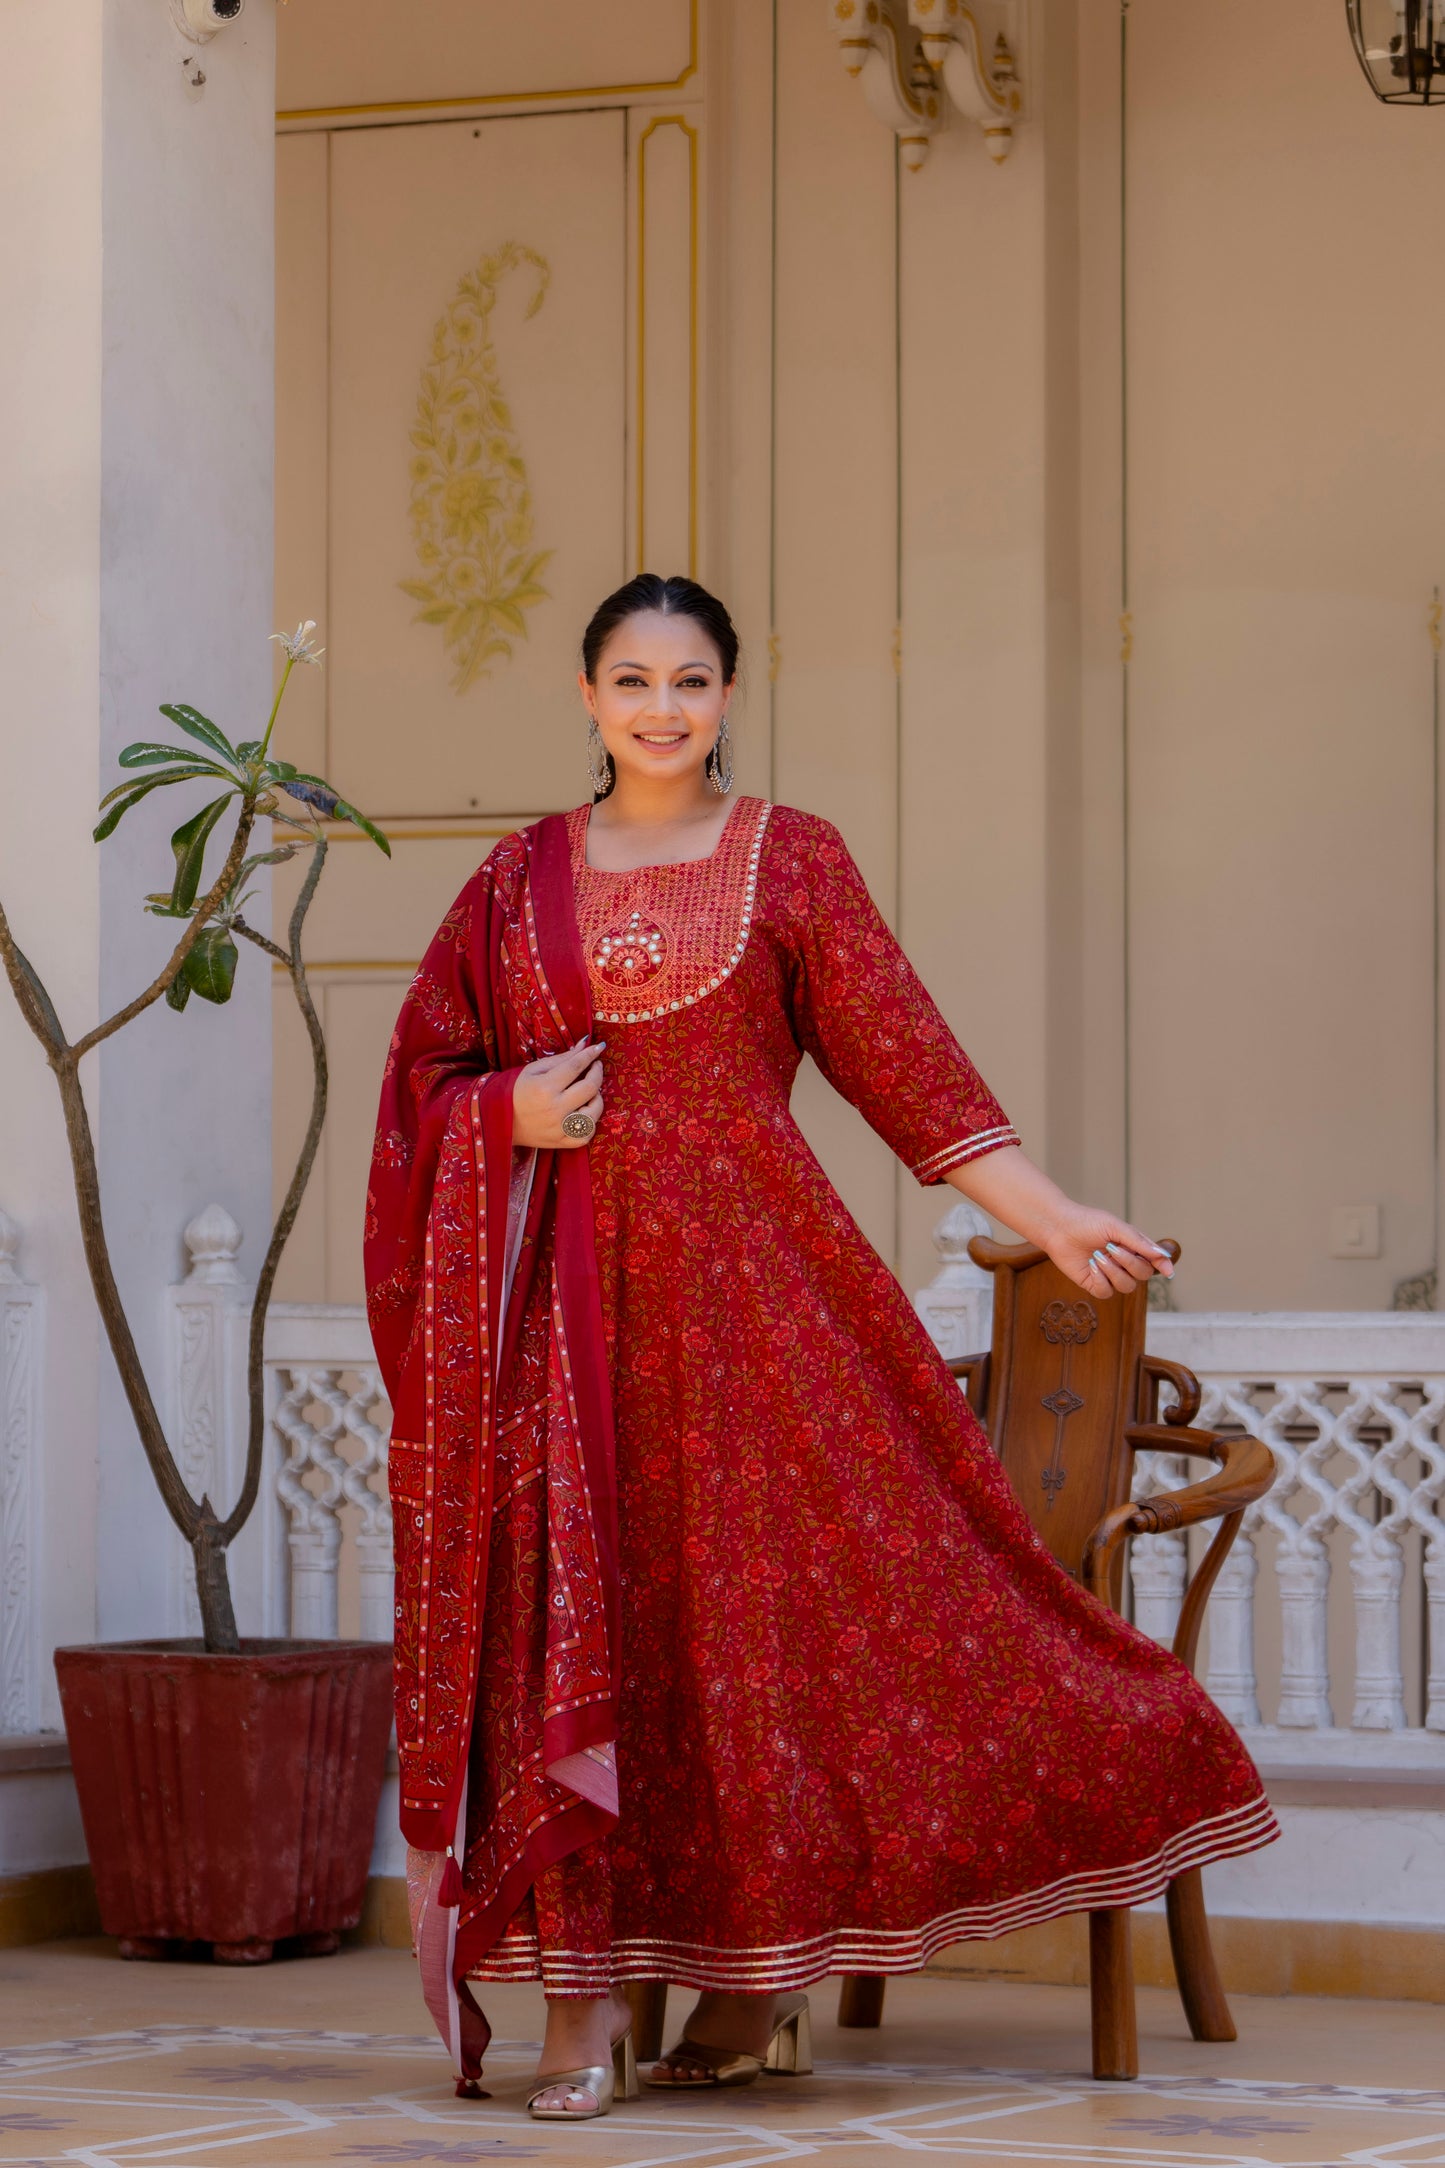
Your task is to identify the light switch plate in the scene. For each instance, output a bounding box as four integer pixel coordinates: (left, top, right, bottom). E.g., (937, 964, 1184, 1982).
(1328, 1203, 1381, 1260)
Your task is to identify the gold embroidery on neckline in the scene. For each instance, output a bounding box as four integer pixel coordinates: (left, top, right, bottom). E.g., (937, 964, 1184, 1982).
(568, 798, 772, 1025)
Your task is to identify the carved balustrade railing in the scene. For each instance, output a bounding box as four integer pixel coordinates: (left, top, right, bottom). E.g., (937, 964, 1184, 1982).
(262, 1304, 393, 1645)
(1134, 1316, 1445, 1764)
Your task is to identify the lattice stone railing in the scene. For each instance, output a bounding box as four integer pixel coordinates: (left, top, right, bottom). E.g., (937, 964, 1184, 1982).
(263, 1304, 393, 1645)
(1139, 1315, 1445, 1759)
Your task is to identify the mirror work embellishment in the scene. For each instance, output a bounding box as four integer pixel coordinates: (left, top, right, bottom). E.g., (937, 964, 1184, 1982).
(569, 798, 772, 1025)
(400, 241, 554, 693)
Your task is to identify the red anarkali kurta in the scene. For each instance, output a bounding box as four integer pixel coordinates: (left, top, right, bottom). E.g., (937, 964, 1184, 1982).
(371, 794, 1275, 2025)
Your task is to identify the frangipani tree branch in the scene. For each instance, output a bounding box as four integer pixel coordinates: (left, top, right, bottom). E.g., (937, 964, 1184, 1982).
(0, 896, 204, 1545)
(68, 807, 256, 1064)
(226, 833, 329, 1544)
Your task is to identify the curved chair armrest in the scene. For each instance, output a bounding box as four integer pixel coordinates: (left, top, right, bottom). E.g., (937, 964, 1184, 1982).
(1081, 1429, 1276, 1674)
(1137, 1354, 1202, 1428)
(946, 1352, 990, 1416)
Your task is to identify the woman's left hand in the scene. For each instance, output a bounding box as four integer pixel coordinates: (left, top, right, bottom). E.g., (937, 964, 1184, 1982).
(1044, 1206, 1174, 1299)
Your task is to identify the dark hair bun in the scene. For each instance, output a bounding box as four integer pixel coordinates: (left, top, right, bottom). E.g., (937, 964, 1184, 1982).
(581, 573, 739, 684)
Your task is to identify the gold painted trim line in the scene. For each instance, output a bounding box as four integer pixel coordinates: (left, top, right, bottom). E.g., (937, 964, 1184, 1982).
(277, 0, 697, 123)
(274, 816, 551, 843)
(271, 958, 420, 975)
(635, 113, 699, 577)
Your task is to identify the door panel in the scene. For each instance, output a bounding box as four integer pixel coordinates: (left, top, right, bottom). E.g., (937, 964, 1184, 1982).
(328, 108, 627, 817)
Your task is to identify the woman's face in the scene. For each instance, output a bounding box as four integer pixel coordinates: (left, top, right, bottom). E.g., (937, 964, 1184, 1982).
(581, 609, 733, 794)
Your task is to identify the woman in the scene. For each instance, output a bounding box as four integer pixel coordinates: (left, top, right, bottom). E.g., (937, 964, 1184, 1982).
(365, 574, 1276, 2122)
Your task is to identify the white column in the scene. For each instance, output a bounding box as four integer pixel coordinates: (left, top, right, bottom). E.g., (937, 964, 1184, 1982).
(0, 1212, 44, 1732)
(0, 3, 278, 1696)
(1201, 1532, 1262, 1729)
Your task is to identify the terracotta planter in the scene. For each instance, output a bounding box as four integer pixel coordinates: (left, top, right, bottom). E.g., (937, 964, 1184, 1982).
(54, 1638, 394, 1963)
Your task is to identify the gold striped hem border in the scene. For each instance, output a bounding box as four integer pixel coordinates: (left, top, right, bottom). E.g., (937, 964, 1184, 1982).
(462, 1793, 1278, 1989)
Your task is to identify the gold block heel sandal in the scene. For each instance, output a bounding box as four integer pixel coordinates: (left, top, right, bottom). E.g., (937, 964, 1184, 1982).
(526, 2026, 639, 2121)
(644, 1993, 812, 2090)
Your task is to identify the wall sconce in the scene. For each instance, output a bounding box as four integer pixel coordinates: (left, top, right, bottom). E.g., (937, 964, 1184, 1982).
(828, 0, 1025, 173)
(1346, 0, 1445, 102)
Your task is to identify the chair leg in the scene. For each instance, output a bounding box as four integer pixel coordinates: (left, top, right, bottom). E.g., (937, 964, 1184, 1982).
(1088, 1909, 1138, 2081)
(1166, 1869, 1237, 2043)
(624, 1980, 669, 2063)
(837, 1974, 887, 2028)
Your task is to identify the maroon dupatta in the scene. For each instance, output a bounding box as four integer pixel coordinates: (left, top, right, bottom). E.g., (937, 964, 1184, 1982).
(364, 814, 620, 2085)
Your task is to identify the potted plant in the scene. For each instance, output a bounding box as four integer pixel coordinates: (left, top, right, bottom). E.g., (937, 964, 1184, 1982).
(0, 623, 396, 1963)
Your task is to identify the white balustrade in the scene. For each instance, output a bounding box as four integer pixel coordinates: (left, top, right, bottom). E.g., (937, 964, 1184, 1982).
(262, 1302, 392, 1645)
(1127, 1317, 1445, 1766)
(271, 1359, 392, 1641)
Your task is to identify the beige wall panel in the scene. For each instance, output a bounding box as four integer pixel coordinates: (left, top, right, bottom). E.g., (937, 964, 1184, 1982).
(271, 823, 520, 1301)
(634, 114, 698, 577)
(896, 120, 1052, 1296)
(274, 824, 520, 970)
(273, 131, 328, 780)
(324, 978, 416, 1304)
(278, 0, 694, 118)
(328, 110, 626, 817)
(1125, 0, 1444, 1310)
(704, 0, 775, 800)
(771, 0, 902, 1264)
(1074, 0, 1127, 1214)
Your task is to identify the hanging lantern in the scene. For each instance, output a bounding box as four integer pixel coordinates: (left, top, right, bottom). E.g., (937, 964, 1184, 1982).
(1347, 0, 1445, 103)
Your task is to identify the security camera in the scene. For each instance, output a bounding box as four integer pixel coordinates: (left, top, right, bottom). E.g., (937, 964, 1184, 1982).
(171, 0, 245, 41)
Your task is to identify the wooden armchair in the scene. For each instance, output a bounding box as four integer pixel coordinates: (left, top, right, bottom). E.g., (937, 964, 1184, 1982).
(835, 1235, 1276, 2080)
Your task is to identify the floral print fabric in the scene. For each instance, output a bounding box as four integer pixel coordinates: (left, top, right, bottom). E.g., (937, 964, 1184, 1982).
(457, 804, 1276, 1994)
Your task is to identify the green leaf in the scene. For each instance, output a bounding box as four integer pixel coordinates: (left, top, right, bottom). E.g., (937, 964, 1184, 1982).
(235, 739, 264, 764)
(166, 973, 193, 1013)
(159, 703, 242, 768)
(94, 768, 222, 839)
(99, 762, 226, 815)
(169, 791, 235, 914)
(260, 758, 298, 782)
(181, 925, 238, 1004)
(235, 844, 300, 877)
(279, 772, 389, 856)
(332, 795, 391, 857)
(118, 741, 232, 773)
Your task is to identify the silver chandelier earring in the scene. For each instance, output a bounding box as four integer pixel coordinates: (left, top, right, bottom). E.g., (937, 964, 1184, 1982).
(586, 715, 613, 797)
(707, 713, 734, 796)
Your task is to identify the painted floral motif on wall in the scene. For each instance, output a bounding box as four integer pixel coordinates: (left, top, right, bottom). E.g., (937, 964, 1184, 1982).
(400, 242, 554, 693)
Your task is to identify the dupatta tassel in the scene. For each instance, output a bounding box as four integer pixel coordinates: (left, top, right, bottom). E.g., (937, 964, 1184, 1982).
(438, 1853, 463, 1908)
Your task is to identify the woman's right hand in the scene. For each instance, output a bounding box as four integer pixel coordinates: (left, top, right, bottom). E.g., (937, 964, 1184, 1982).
(511, 1040, 606, 1150)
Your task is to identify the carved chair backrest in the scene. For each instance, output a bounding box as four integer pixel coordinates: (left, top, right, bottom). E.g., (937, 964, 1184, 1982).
(965, 1237, 1178, 1605)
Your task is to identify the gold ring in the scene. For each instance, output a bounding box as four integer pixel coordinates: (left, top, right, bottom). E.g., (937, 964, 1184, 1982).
(561, 1111, 596, 1142)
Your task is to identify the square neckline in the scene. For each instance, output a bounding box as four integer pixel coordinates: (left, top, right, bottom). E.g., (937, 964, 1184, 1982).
(578, 793, 747, 876)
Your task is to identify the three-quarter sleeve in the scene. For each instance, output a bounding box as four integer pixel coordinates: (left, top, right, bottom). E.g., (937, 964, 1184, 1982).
(779, 811, 1020, 1184)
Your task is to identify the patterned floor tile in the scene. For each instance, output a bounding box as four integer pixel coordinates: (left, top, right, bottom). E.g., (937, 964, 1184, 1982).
(2, 2023, 1444, 2167)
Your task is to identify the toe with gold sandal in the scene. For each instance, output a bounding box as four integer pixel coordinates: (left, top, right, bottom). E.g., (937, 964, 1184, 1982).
(644, 1992, 812, 2090)
(525, 2024, 640, 2122)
